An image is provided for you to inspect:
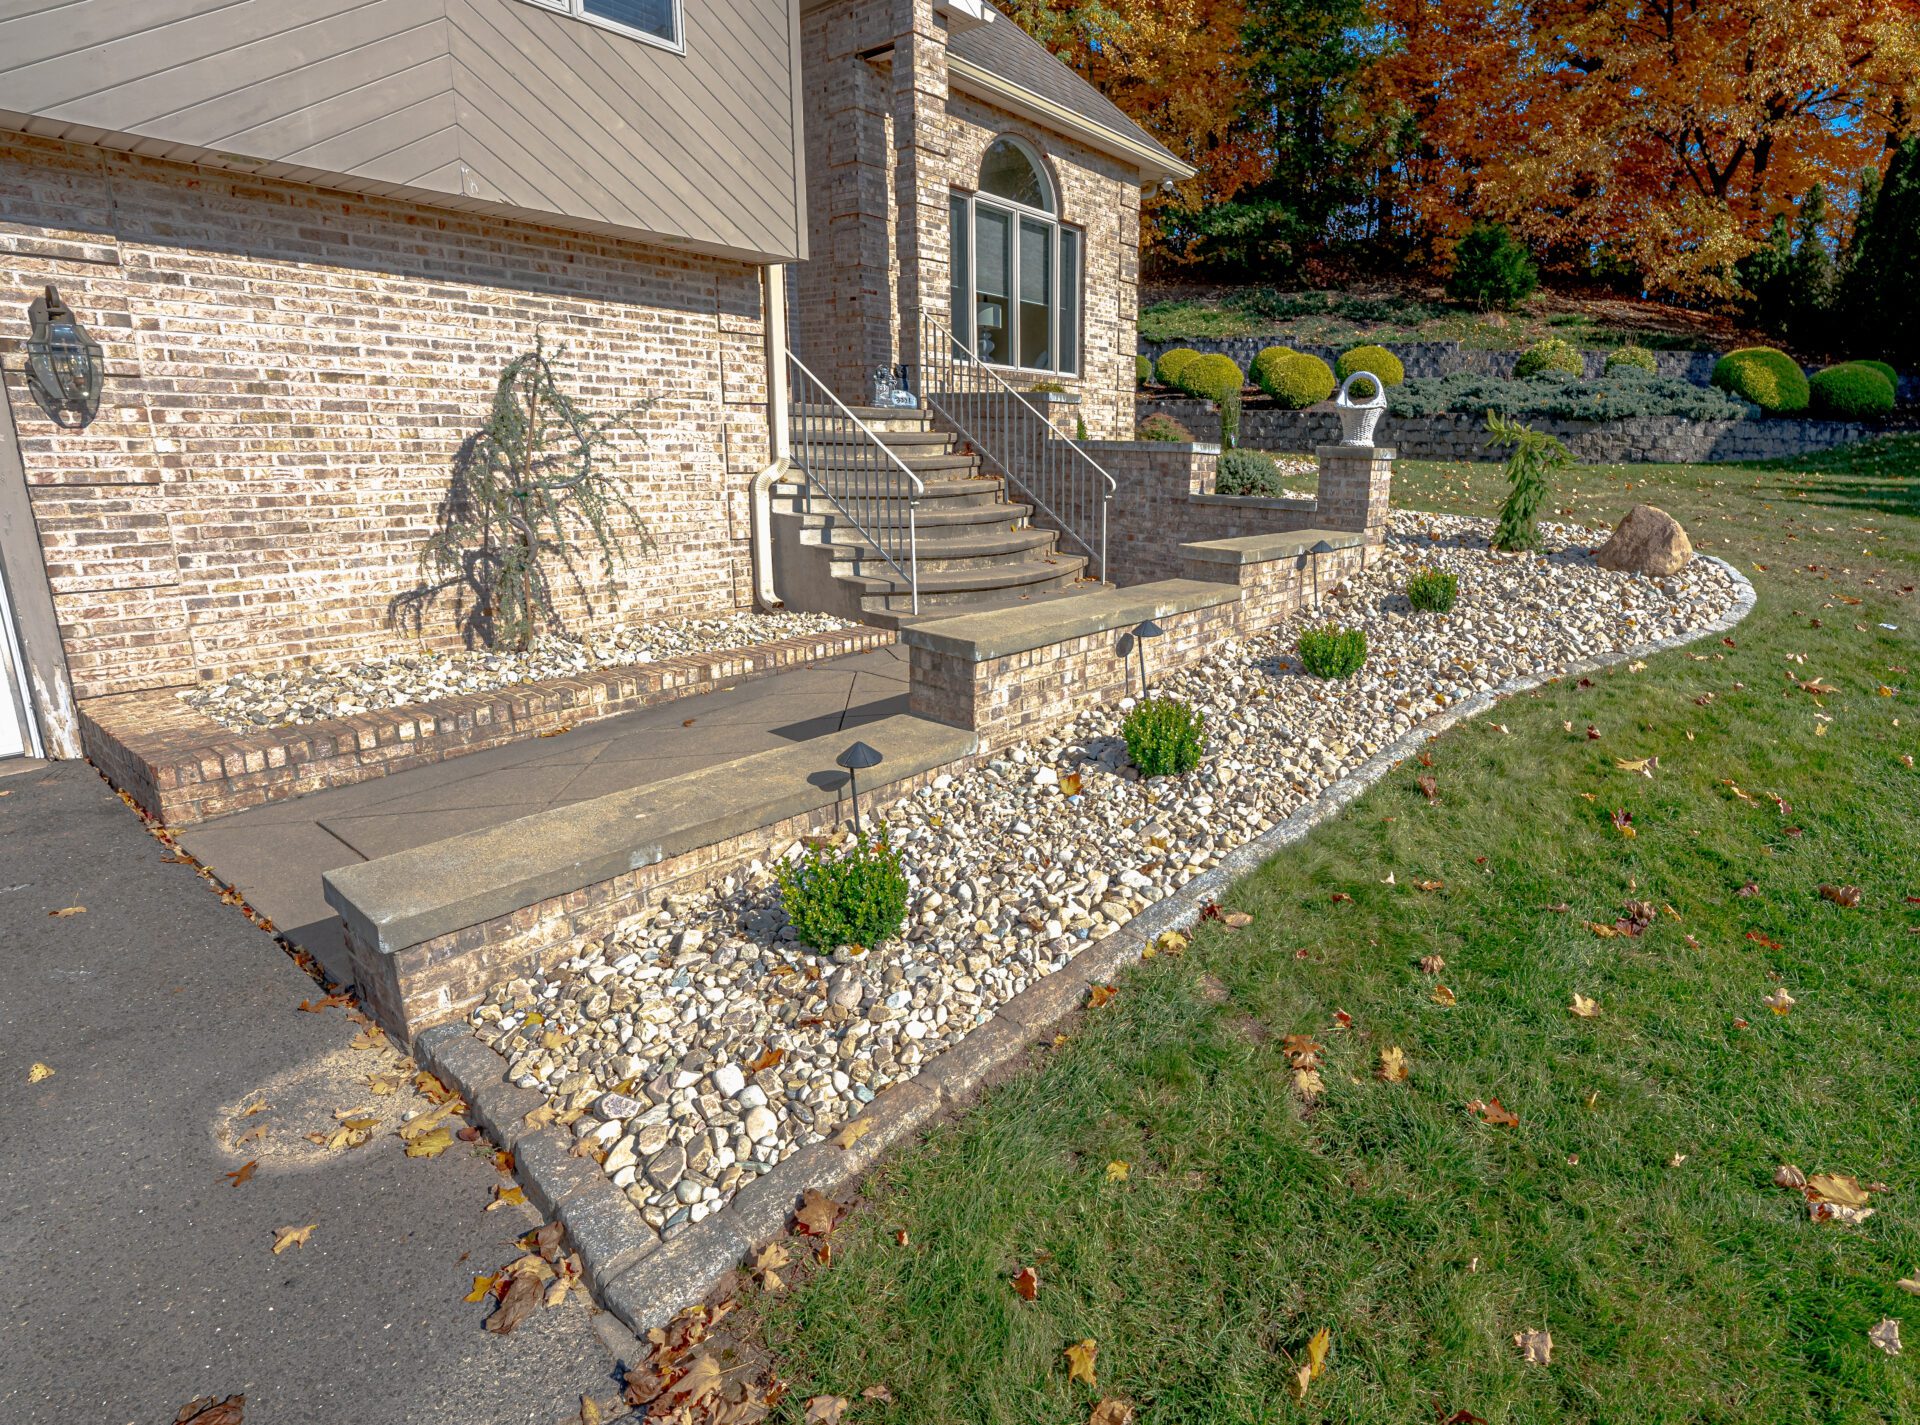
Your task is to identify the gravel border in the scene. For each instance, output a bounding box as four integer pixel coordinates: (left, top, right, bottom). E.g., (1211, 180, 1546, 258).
(415, 556, 1757, 1335)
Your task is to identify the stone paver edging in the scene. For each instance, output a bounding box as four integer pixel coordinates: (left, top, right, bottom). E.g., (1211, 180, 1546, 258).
(414, 557, 1756, 1335)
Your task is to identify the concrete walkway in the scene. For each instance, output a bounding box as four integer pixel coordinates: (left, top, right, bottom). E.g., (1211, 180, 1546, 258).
(0, 760, 627, 1425)
(176, 645, 910, 984)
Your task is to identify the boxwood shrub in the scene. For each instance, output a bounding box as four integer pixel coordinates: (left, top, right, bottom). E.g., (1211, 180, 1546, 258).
(1136, 354, 1153, 386)
(1298, 624, 1367, 679)
(1388, 370, 1753, 421)
(1854, 359, 1899, 390)
(1182, 352, 1246, 405)
(1254, 348, 1336, 408)
(1250, 345, 1295, 393)
(1215, 447, 1292, 497)
(1122, 695, 1206, 777)
(1156, 347, 1203, 389)
(777, 827, 909, 953)
(1604, 344, 1659, 375)
(1514, 336, 1585, 378)
(1711, 346, 1810, 414)
(1810, 362, 1896, 420)
(1405, 567, 1459, 613)
(1335, 344, 1405, 397)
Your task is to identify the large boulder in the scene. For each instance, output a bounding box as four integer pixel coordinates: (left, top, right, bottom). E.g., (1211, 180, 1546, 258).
(1595, 504, 1694, 576)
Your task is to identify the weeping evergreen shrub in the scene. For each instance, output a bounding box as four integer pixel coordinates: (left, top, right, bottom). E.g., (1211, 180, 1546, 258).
(1487, 412, 1570, 552)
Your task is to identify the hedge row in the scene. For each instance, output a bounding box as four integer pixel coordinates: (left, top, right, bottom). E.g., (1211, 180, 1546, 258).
(1388, 370, 1754, 421)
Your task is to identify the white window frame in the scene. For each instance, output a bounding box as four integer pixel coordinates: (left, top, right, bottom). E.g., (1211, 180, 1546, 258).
(950, 175, 1083, 379)
(518, 0, 684, 55)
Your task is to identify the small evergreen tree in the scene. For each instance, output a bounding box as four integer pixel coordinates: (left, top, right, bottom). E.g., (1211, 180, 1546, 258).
(1447, 222, 1539, 309)
(1486, 412, 1569, 553)
(422, 337, 653, 651)
(1841, 138, 1920, 367)
(1740, 184, 1837, 352)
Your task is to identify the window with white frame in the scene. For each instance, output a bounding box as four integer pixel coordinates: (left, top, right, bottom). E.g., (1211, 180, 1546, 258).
(519, 0, 681, 50)
(948, 137, 1081, 376)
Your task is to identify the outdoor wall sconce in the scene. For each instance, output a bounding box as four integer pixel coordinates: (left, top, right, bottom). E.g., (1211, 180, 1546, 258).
(836, 739, 884, 836)
(24, 285, 104, 429)
(1131, 618, 1165, 696)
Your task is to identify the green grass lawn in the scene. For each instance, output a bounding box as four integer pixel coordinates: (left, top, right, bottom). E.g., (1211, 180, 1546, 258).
(751, 440, 1920, 1424)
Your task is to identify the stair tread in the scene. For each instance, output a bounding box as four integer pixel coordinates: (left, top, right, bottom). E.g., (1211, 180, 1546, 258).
(824, 526, 1054, 559)
(842, 552, 1087, 595)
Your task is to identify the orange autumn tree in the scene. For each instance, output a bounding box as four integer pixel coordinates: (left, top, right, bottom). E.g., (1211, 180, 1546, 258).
(1371, 0, 1920, 295)
(995, 0, 1264, 253)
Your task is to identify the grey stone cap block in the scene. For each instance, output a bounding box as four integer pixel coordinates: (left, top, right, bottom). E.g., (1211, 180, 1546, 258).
(1189, 493, 1317, 513)
(1314, 444, 1397, 460)
(724, 1143, 840, 1247)
(601, 1216, 751, 1336)
(323, 713, 981, 955)
(915, 1013, 1030, 1105)
(416, 1010, 550, 1150)
(899, 579, 1242, 662)
(473, 1082, 553, 1153)
(514, 1128, 602, 1218)
(824, 1080, 941, 1188)
(1179, 527, 1365, 566)
(556, 1177, 659, 1293)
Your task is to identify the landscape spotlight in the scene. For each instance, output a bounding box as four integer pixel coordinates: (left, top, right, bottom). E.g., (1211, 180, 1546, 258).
(836, 739, 884, 836)
(1132, 618, 1165, 696)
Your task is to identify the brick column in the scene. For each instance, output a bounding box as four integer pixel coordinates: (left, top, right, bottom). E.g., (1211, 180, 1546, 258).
(890, 0, 951, 372)
(1314, 444, 1394, 544)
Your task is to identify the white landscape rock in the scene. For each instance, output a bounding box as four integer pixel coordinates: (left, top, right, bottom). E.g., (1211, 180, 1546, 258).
(469, 509, 1742, 1236)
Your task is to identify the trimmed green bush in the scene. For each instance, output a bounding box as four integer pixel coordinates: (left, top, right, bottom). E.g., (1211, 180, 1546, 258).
(1809, 362, 1896, 420)
(1604, 344, 1660, 375)
(1447, 221, 1539, 309)
(1389, 370, 1751, 421)
(1136, 354, 1153, 386)
(1254, 349, 1336, 408)
(1249, 345, 1297, 394)
(1514, 337, 1585, 378)
(1298, 625, 1367, 679)
(1855, 359, 1899, 390)
(1335, 344, 1405, 399)
(1029, 380, 1067, 395)
(1405, 567, 1459, 613)
(1215, 447, 1290, 497)
(777, 826, 910, 953)
(1711, 346, 1810, 414)
(1156, 347, 1203, 389)
(1182, 352, 1246, 404)
(1122, 695, 1206, 777)
(1137, 413, 1196, 442)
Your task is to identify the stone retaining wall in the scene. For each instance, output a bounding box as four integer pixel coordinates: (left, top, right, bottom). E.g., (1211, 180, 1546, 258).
(1137, 399, 1877, 464)
(1141, 336, 1724, 384)
(82, 625, 892, 827)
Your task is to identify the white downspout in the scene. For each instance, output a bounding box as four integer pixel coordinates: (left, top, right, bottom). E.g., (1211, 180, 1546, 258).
(754, 263, 794, 610)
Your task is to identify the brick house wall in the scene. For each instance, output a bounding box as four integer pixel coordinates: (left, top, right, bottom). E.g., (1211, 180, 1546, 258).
(791, 0, 1141, 440)
(0, 133, 770, 703)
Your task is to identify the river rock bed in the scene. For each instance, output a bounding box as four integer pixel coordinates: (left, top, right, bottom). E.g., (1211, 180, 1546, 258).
(466, 510, 1740, 1242)
(179, 611, 857, 731)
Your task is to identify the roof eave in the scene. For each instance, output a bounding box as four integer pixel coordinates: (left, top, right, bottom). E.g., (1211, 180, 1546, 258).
(945, 56, 1197, 185)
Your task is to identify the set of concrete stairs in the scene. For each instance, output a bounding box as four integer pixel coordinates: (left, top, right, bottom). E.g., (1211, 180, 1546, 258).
(771, 403, 1092, 625)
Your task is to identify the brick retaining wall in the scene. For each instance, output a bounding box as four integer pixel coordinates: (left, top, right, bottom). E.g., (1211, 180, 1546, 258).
(1138, 399, 1877, 464)
(81, 625, 893, 827)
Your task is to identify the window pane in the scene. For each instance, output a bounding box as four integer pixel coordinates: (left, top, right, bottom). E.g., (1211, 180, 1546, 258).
(1019, 216, 1052, 370)
(1059, 228, 1080, 376)
(979, 138, 1053, 212)
(974, 205, 1012, 365)
(948, 193, 972, 354)
(583, 0, 676, 42)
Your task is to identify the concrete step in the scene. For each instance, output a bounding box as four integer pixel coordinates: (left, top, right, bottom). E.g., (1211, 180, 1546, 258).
(778, 472, 1008, 507)
(791, 402, 930, 433)
(823, 524, 1059, 573)
(796, 448, 980, 478)
(789, 497, 1034, 531)
(846, 552, 1090, 617)
(790, 428, 955, 455)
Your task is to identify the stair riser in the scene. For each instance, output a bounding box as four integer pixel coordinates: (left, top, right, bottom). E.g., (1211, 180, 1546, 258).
(833, 547, 1062, 576)
(860, 569, 1087, 613)
(775, 485, 1009, 512)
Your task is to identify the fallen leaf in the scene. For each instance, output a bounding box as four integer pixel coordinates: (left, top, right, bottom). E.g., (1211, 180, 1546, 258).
(1669, 1152, 1689, 1168)
(297, 993, 353, 1013)
(47, 906, 86, 918)
(1737, 881, 1760, 898)
(578, 1396, 603, 1425)
(1290, 1325, 1333, 1400)
(1513, 1328, 1553, 1365)
(270, 1223, 316, 1255)
(804, 1397, 849, 1425)
(463, 1274, 498, 1303)
(1896, 1274, 1920, 1295)
(1431, 984, 1457, 1006)
(1222, 911, 1253, 929)
(1106, 1160, 1130, 1182)
(1065, 1339, 1099, 1387)
(1615, 757, 1658, 777)
(1807, 1173, 1872, 1209)
(486, 1184, 527, 1212)
(1154, 930, 1188, 956)
(833, 1117, 874, 1151)
(1060, 772, 1083, 797)
(1819, 883, 1864, 908)
(1418, 954, 1446, 975)
(1870, 1319, 1903, 1356)
(404, 1127, 454, 1159)
(1086, 984, 1117, 1009)
(1415, 879, 1445, 893)
(863, 1385, 895, 1403)
(747, 1047, 785, 1073)
(1569, 994, 1602, 1019)
(27, 1062, 53, 1084)
(224, 1161, 258, 1188)
(523, 1103, 559, 1132)
(174, 1396, 246, 1424)
(795, 1189, 843, 1236)
(1291, 1067, 1325, 1099)
(753, 1241, 791, 1294)
(1469, 1098, 1519, 1128)
(483, 1271, 542, 1335)
(348, 1027, 387, 1052)
(1378, 1046, 1409, 1082)
(1417, 773, 1439, 801)
(1611, 808, 1636, 838)
(1012, 1266, 1040, 1300)
(1746, 930, 1785, 950)
(1763, 988, 1796, 1016)
(1774, 1164, 1808, 1190)
(1089, 1401, 1135, 1425)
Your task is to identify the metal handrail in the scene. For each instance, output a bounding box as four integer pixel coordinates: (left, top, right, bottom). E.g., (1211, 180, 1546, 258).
(912, 307, 1114, 584)
(785, 350, 923, 616)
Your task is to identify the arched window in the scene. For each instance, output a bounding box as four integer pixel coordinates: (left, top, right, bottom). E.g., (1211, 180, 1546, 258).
(948, 138, 1081, 374)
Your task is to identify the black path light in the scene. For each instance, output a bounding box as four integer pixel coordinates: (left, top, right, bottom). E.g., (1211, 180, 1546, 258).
(837, 739, 884, 836)
(1310, 538, 1335, 606)
(24, 285, 104, 429)
(1132, 618, 1165, 697)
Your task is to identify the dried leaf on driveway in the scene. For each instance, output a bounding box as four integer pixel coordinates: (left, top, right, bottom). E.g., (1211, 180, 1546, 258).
(1513, 1328, 1553, 1365)
(403, 1127, 454, 1159)
(270, 1224, 316, 1255)
(224, 1161, 258, 1188)
(47, 906, 86, 918)
(174, 1396, 246, 1424)
(483, 1270, 543, 1335)
(486, 1185, 526, 1212)
(1065, 1339, 1099, 1387)
(463, 1274, 498, 1303)
(348, 1027, 387, 1052)
(27, 1062, 53, 1084)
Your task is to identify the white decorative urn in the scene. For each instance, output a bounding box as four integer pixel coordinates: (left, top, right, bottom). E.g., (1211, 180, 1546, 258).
(1334, 370, 1388, 446)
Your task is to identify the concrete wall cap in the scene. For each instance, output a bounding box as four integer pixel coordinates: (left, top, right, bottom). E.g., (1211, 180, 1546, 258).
(898, 579, 1243, 661)
(1179, 528, 1366, 566)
